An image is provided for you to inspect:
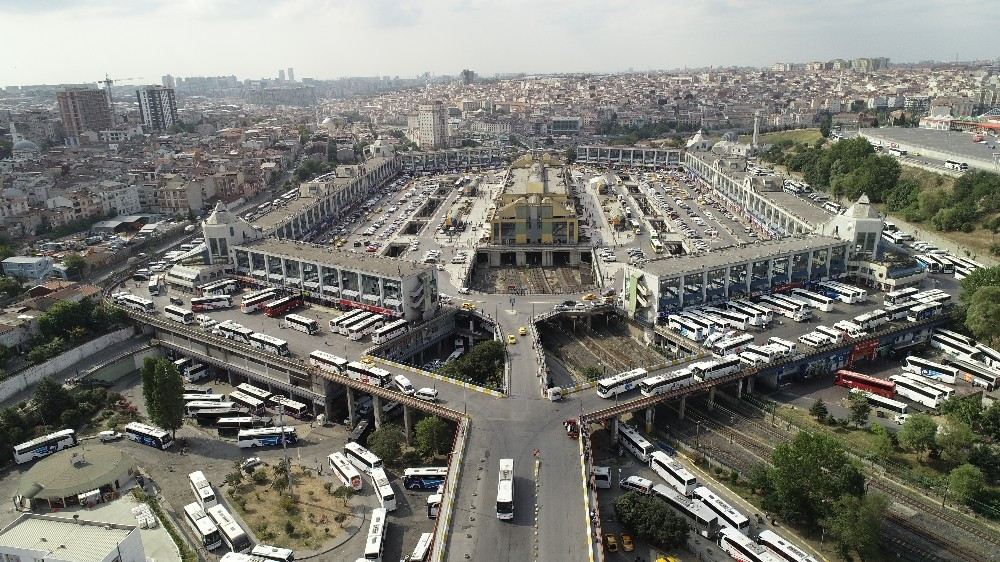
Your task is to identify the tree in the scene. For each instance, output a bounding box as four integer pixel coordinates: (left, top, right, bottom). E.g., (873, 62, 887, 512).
(965, 286, 1000, 343)
(367, 423, 405, 464)
(581, 365, 603, 381)
(821, 494, 888, 561)
(981, 402, 1000, 442)
(33, 377, 73, 425)
(564, 146, 577, 163)
(949, 463, 985, 504)
(333, 485, 355, 507)
(414, 416, 452, 457)
(938, 419, 975, 465)
(0, 276, 23, 299)
(62, 253, 87, 279)
(809, 398, 828, 422)
(940, 395, 984, 432)
(763, 432, 865, 530)
(848, 391, 871, 427)
(439, 340, 505, 389)
(898, 413, 938, 459)
(141, 358, 159, 422)
(151, 360, 185, 437)
(819, 113, 833, 138)
(613, 492, 688, 549)
(960, 265, 1000, 304)
(869, 423, 894, 461)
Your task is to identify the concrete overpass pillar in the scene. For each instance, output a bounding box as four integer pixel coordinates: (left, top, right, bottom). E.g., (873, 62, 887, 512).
(226, 368, 237, 386)
(403, 405, 413, 447)
(678, 395, 686, 420)
(737, 378, 744, 398)
(373, 396, 384, 429)
(645, 407, 655, 434)
(609, 417, 619, 443)
(346, 387, 356, 428)
(708, 387, 716, 410)
(747, 376, 754, 395)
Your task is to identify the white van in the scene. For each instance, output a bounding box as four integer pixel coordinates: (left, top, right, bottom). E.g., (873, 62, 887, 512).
(393, 375, 415, 395)
(619, 475, 654, 495)
(591, 466, 612, 489)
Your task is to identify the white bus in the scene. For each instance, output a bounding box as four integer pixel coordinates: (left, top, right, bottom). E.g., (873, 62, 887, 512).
(850, 389, 908, 415)
(249, 332, 290, 356)
(328, 452, 363, 491)
(935, 328, 975, 346)
(345, 361, 393, 388)
(896, 371, 955, 398)
(732, 300, 773, 324)
(888, 147, 907, 157)
(945, 160, 969, 171)
(758, 296, 810, 322)
(236, 426, 297, 448)
(683, 311, 727, 334)
(236, 383, 273, 403)
(693, 486, 749, 534)
(190, 295, 232, 312)
(349, 315, 386, 341)
(771, 293, 812, 311)
(975, 344, 1000, 370)
(183, 393, 225, 402)
(651, 484, 719, 535)
(701, 307, 750, 331)
(496, 458, 514, 520)
(816, 281, 864, 304)
(119, 294, 156, 313)
(790, 288, 834, 312)
(183, 502, 222, 551)
(758, 529, 818, 562)
(719, 527, 780, 562)
(650, 451, 697, 496)
(889, 375, 945, 409)
(595, 367, 648, 398)
(125, 422, 173, 449)
(617, 424, 655, 463)
(186, 401, 238, 416)
(250, 545, 295, 562)
(216, 321, 255, 345)
(726, 302, 768, 327)
(199, 278, 240, 296)
(330, 309, 368, 334)
(767, 337, 797, 354)
(148, 275, 162, 296)
(309, 350, 350, 375)
(228, 390, 266, 412)
(942, 357, 999, 391)
(344, 442, 384, 475)
(906, 302, 942, 323)
(267, 394, 309, 418)
(370, 467, 397, 511)
(363, 508, 388, 561)
(884, 287, 919, 307)
(814, 325, 846, 345)
(713, 334, 754, 357)
(207, 504, 252, 554)
(667, 315, 706, 342)
(692, 357, 742, 381)
(371, 319, 409, 344)
(285, 314, 319, 335)
(929, 333, 981, 361)
(164, 304, 195, 325)
(240, 288, 279, 313)
(13, 429, 78, 465)
(798, 333, 830, 348)
(409, 533, 433, 562)
(639, 369, 695, 397)
(853, 309, 888, 331)
(903, 357, 958, 384)
(188, 470, 218, 508)
(340, 311, 378, 336)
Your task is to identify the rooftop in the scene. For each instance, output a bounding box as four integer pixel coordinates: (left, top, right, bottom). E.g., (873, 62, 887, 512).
(505, 163, 568, 196)
(0, 514, 135, 562)
(17, 444, 136, 501)
(761, 190, 834, 227)
(637, 235, 846, 277)
(860, 127, 1000, 165)
(238, 238, 433, 279)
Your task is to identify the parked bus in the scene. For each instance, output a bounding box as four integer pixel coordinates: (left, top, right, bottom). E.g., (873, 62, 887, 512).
(683, 311, 727, 333)
(834, 370, 895, 398)
(216, 416, 271, 438)
(240, 288, 279, 313)
(701, 307, 749, 331)
(943, 357, 999, 391)
(889, 375, 946, 409)
(194, 407, 249, 426)
(895, 371, 955, 398)
(13, 429, 78, 465)
(235, 382, 272, 403)
(651, 484, 718, 536)
(206, 504, 252, 554)
(329, 309, 368, 334)
(328, 452, 364, 491)
(650, 451, 697, 496)
(363, 508, 388, 561)
(817, 281, 866, 304)
(148, 275, 162, 296)
(119, 294, 156, 313)
(285, 314, 319, 335)
(915, 254, 946, 274)
(344, 442, 384, 475)
(183, 502, 222, 551)
(903, 357, 958, 384)
(125, 422, 173, 449)
(163, 304, 195, 325)
(236, 426, 297, 448)
(345, 361, 393, 387)
(693, 486, 749, 534)
(850, 388, 908, 415)
(888, 147, 907, 157)
(719, 527, 775, 562)
(853, 309, 888, 331)
(667, 315, 705, 342)
(349, 314, 386, 341)
(216, 321, 255, 344)
(906, 302, 942, 323)
(639, 369, 696, 397)
(228, 390, 266, 413)
(595, 367, 648, 398)
(267, 395, 309, 418)
(758, 529, 819, 562)
(372, 319, 409, 344)
(733, 300, 773, 324)
(408, 533, 433, 562)
(186, 401, 237, 416)
(712, 334, 755, 357)
(183, 393, 225, 403)
(930, 334, 982, 362)
(403, 467, 448, 491)
(370, 467, 397, 511)
(692, 357, 742, 381)
(188, 470, 218, 508)
(198, 278, 240, 296)
(190, 295, 232, 312)
(617, 424, 655, 463)
(250, 545, 295, 562)
(339, 311, 377, 336)
(249, 332, 290, 356)
(758, 296, 810, 322)
(650, 239, 665, 254)
(496, 458, 515, 520)
(727, 301, 769, 327)
(309, 350, 350, 375)
(975, 344, 1000, 370)
(790, 288, 834, 312)
(263, 294, 303, 318)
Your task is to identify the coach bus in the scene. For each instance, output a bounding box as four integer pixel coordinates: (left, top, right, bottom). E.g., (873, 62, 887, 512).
(249, 333, 290, 356)
(364, 508, 388, 561)
(237, 426, 297, 448)
(651, 484, 718, 536)
(758, 296, 810, 322)
(834, 370, 895, 398)
(147, 275, 162, 296)
(727, 301, 769, 327)
(889, 375, 946, 409)
(639, 369, 696, 397)
(186, 401, 237, 417)
(194, 407, 249, 426)
(884, 287, 918, 307)
(344, 442, 384, 475)
(906, 302, 942, 322)
(403, 467, 448, 491)
(328, 452, 364, 491)
(896, 371, 955, 399)
(975, 343, 1000, 369)
(267, 394, 309, 418)
(719, 527, 776, 562)
(120, 294, 156, 313)
(263, 294, 303, 318)
(349, 314, 386, 341)
(596, 367, 648, 398)
(945, 160, 969, 171)
(309, 350, 350, 375)
(758, 529, 817, 562)
(617, 424, 655, 463)
(188, 470, 218, 508)
(496, 458, 515, 520)
(789, 288, 834, 312)
(370, 467, 397, 511)
(183, 502, 222, 551)
(190, 295, 232, 312)
(250, 545, 295, 562)
(693, 486, 749, 534)
(13, 429, 78, 465)
(817, 281, 866, 304)
(198, 279, 239, 296)
(163, 304, 195, 325)
(850, 388, 908, 415)
(329, 309, 368, 334)
(125, 422, 173, 449)
(904, 357, 958, 384)
(240, 288, 279, 313)
(650, 451, 697, 496)
(228, 390, 266, 413)
(216, 417, 272, 438)
(701, 307, 750, 331)
(235, 383, 272, 403)
(372, 319, 409, 344)
(345, 361, 393, 387)
(207, 504, 252, 553)
(712, 334, 755, 357)
(667, 315, 706, 342)
(692, 357, 742, 381)
(216, 321, 255, 345)
(339, 311, 378, 336)
(853, 309, 888, 331)
(943, 357, 999, 391)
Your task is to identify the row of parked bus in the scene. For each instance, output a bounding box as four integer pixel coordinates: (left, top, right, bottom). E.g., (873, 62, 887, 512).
(328, 308, 409, 343)
(614, 424, 816, 562)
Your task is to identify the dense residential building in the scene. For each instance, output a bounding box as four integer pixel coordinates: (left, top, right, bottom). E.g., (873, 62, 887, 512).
(56, 86, 113, 145)
(135, 85, 178, 132)
(417, 100, 448, 149)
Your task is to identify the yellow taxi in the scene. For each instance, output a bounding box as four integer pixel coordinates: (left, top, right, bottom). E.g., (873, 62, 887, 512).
(582, 293, 597, 301)
(604, 534, 618, 552)
(461, 302, 477, 311)
(361, 355, 375, 365)
(507, 334, 516, 345)
(621, 534, 635, 552)
(518, 326, 527, 336)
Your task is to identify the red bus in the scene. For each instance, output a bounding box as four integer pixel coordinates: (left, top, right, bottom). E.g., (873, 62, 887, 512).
(263, 294, 303, 318)
(834, 370, 895, 398)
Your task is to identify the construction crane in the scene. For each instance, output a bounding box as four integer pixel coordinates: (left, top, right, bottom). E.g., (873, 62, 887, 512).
(101, 74, 145, 104)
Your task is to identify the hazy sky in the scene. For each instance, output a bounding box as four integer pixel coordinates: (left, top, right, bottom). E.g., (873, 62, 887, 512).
(3, 0, 998, 86)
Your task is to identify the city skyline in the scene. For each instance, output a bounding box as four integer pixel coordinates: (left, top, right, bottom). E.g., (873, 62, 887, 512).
(3, 0, 999, 86)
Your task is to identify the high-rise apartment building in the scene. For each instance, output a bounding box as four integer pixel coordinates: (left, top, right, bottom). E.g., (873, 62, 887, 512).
(278, 69, 286, 81)
(417, 101, 448, 149)
(56, 87, 113, 145)
(287, 67, 295, 82)
(136, 85, 178, 132)
(161, 74, 175, 88)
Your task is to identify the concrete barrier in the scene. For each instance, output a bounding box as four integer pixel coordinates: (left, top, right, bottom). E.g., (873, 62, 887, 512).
(370, 356, 505, 398)
(431, 416, 470, 561)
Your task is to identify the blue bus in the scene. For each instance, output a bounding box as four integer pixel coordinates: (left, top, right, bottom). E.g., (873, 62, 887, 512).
(403, 467, 448, 490)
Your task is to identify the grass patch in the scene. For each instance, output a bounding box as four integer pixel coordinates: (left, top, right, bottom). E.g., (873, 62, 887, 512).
(132, 489, 198, 562)
(226, 462, 353, 550)
(739, 128, 822, 146)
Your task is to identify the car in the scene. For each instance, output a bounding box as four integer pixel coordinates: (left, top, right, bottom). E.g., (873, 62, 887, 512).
(240, 456, 262, 471)
(169, 296, 184, 305)
(414, 388, 439, 402)
(604, 534, 618, 552)
(98, 430, 122, 442)
(620, 533, 634, 552)
(582, 293, 597, 301)
(461, 302, 477, 311)
(457, 287, 470, 294)
(507, 334, 517, 345)
(518, 326, 527, 336)
(894, 414, 909, 425)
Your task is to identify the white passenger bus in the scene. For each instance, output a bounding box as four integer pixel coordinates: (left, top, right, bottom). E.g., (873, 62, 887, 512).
(790, 288, 834, 312)
(639, 369, 695, 397)
(692, 357, 742, 381)
(650, 451, 697, 496)
(719, 527, 777, 562)
(190, 295, 232, 312)
(125, 422, 173, 449)
(896, 371, 954, 398)
(236, 426, 297, 448)
(701, 307, 750, 331)
(183, 502, 222, 551)
(217, 321, 255, 344)
(268, 394, 309, 418)
(758, 529, 818, 562)
(344, 442, 384, 474)
(120, 294, 156, 313)
(345, 361, 393, 387)
(903, 357, 958, 384)
(207, 504, 252, 553)
(817, 281, 865, 304)
(408, 533, 433, 562)
(758, 296, 810, 322)
(370, 467, 397, 511)
(651, 484, 719, 534)
(906, 302, 942, 322)
(188, 470, 218, 508)
(372, 319, 409, 344)
(732, 300, 773, 324)
(884, 287, 918, 306)
(330, 309, 368, 334)
(617, 424, 655, 463)
(198, 278, 240, 296)
(496, 458, 514, 520)
(340, 312, 378, 336)
(249, 333, 290, 356)
(853, 309, 888, 331)
(595, 367, 649, 398)
(667, 315, 706, 342)
(328, 452, 363, 491)
(13, 429, 78, 465)
(250, 545, 295, 562)
(713, 334, 755, 357)
(285, 314, 319, 335)
(236, 382, 272, 402)
(363, 508, 388, 561)
(850, 389, 908, 415)
(164, 304, 195, 324)
(309, 350, 350, 375)
(889, 375, 945, 409)
(148, 275, 162, 296)
(228, 390, 266, 412)
(240, 288, 279, 313)
(974, 343, 1000, 370)
(348, 315, 386, 341)
(693, 486, 750, 534)
(945, 160, 969, 171)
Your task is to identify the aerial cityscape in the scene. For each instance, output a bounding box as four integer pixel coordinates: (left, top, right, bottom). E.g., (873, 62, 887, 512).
(1, 2, 1000, 562)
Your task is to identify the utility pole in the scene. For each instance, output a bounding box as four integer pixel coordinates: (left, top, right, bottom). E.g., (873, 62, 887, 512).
(279, 404, 292, 494)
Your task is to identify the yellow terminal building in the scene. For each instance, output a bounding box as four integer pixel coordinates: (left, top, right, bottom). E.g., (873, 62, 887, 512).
(488, 155, 579, 245)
